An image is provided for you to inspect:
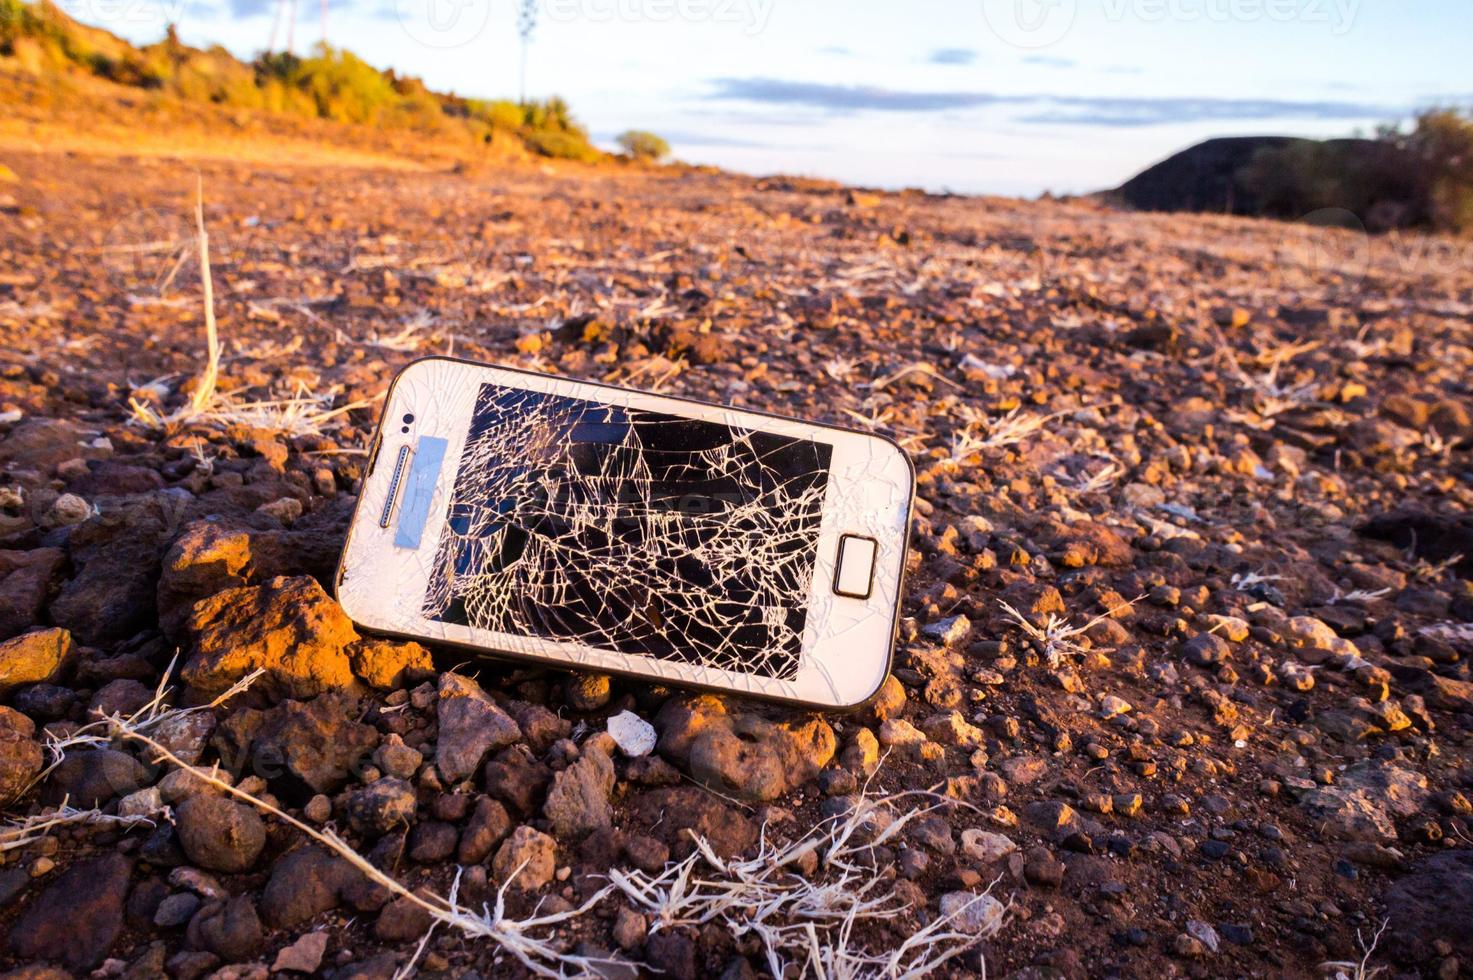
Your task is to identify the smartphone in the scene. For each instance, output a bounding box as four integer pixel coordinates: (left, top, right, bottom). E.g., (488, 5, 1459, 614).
(335, 357, 914, 710)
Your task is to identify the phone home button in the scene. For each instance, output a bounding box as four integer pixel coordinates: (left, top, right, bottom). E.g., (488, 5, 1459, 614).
(833, 534, 877, 600)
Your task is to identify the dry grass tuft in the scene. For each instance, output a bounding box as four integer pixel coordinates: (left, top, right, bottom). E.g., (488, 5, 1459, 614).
(359, 310, 437, 353)
(823, 355, 861, 381)
(1320, 919, 1388, 980)
(612, 355, 686, 393)
(949, 406, 1069, 461)
(1230, 570, 1283, 592)
(606, 779, 1006, 977)
(999, 596, 1138, 669)
(1409, 551, 1465, 582)
(1215, 332, 1323, 421)
(1327, 587, 1393, 605)
(1059, 460, 1123, 495)
(127, 179, 371, 436)
(864, 363, 962, 393)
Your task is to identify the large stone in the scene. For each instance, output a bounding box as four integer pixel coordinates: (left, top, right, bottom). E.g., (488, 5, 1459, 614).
(1300, 763, 1430, 843)
(346, 778, 417, 837)
(435, 673, 521, 784)
(271, 931, 329, 974)
(565, 673, 611, 711)
(332, 953, 400, 980)
(629, 786, 756, 859)
(505, 700, 572, 753)
(656, 694, 835, 801)
(646, 931, 698, 980)
(261, 848, 355, 929)
(1179, 632, 1231, 667)
(922, 614, 972, 646)
(65, 461, 164, 498)
(919, 710, 986, 748)
(175, 794, 266, 873)
(542, 744, 615, 839)
(938, 891, 1007, 936)
(491, 825, 557, 891)
(49, 502, 169, 646)
(960, 829, 1018, 865)
(252, 691, 379, 795)
(1044, 519, 1133, 568)
(1383, 850, 1473, 964)
(151, 710, 215, 766)
(374, 893, 434, 942)
(260, 845, 388, 931)
(156, 522, 254, 642)
(0, 627, 72, 696)
(481, 744, 551, 815)
(0, 418, 100, 473)
(1388, 664, 1473, 713)
(1282, 616, 1339, 649)
(0, 707, 41, 807)
(85, 682, 151, 726)
(8, 852, 132, 971)
(182, 576, 359, 699)
(351, 638, 433, 690)
(158, 516, 361, 646)
(0, 549, 63, 641)
(457, 796, 513, 864)
(1022, 800, 1082, 838)
(185, 895, 263, 962)
(43, 747, 149, 807)
(407, 821, 456, 862)
(861, 674, 906, 725)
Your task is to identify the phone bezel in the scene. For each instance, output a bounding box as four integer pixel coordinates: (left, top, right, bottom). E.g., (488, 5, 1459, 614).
(334, 356, 915, 710)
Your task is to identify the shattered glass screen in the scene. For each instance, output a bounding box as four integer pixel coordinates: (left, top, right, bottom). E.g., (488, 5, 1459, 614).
(423, 383, 834, 679)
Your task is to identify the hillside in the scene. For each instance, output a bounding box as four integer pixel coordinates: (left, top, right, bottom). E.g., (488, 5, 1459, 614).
(0, 0, 611, 169)
(1112, 135, 1300, 214)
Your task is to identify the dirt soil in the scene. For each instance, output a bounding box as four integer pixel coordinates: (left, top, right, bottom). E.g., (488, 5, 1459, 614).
(0, 146, 1471, 980)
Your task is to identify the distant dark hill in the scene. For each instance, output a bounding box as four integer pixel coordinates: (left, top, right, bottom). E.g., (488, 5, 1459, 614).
(1108, 135, 1430, 232)
(1112, 136, 1293, 213)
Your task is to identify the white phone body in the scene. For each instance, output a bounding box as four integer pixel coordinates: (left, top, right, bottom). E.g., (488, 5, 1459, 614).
(335, 357, 914, 710)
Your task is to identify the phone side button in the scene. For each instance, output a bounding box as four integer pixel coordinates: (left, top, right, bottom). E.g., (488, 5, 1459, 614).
(833, 534, 877, 600)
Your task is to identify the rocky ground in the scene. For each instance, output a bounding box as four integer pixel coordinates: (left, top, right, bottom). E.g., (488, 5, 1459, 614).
(0, 148, 1470, 979)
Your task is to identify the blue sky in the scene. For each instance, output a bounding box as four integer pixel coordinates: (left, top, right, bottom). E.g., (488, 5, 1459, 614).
(67, 0, 1473, 195)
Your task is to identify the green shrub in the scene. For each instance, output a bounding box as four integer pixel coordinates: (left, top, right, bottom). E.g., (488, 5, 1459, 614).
(462, 98, 525, 132)
(1387, 109, 1473, 234)
(295, 46, 399, 124)
(616, 129, 669, 161)
(1228, 109, 1473, 234)
(523, 95, 576, 133)
(1238, 138, 1429, 231)
(524, 127, 601, 162)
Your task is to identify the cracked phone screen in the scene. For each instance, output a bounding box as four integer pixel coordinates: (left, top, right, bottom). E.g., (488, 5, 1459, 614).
(422, 383, 834, 679)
